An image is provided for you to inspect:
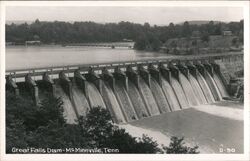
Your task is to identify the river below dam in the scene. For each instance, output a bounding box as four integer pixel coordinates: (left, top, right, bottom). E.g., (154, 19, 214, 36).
(121, 101, 244, 153)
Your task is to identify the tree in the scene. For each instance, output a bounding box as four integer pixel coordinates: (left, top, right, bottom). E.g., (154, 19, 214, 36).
(231, 38, 239, 47)
(33, 35, 40, 41)
(6, 19, 243, 51)
(35, 19, 40, 24)
(213, 23, 222, 35)
(207, 21, 215, 34)
(81, 106, 161, 153)
(6, 91, 199, 154)
(6, 91, 38, 130)
(148, 33, 162, 51)
(6, 120, 29, 153)
(201, 32, 210, 42)
(134, 34, 150, 50)
(239, 20, 244, 43)
(143, 22, 150, 29)
(106, 128, 161, 153)
(81, 106, 113, 147)
(6, 92, 89, 152)
(182, 21, 191, 37)
(162, 136, 199, 154)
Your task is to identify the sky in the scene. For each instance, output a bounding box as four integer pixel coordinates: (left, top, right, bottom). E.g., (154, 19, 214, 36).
(6, 6, 243, 25)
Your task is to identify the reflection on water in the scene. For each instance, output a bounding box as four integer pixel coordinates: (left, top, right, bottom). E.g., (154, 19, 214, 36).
(6, 46, 172, 70)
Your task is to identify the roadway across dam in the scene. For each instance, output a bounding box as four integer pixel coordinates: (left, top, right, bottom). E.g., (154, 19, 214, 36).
(6, 52, 243, 124)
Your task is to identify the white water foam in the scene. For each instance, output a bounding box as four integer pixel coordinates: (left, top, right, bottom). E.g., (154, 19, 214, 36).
(193, 103, 243, 121)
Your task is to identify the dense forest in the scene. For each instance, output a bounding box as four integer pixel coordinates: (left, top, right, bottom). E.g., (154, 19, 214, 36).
(6, 19, 243, 51)
(6, 91, 199, 154)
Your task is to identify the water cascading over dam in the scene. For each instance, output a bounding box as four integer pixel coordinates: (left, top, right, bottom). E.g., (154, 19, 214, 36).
(161, 77, 181, 111)
(6, 57, 232, 124)
(188, 74, 207, 105)
(127, 80, 149, 119)
(71, 83, 90, 117)
(150, 78, 172, 113)
(114, 80, 138, 122)
(101, 81, 126, 123)
(54, 84, 78, 124)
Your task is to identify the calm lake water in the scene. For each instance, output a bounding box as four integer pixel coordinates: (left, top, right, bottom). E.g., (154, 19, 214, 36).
(6, 46, 174, 71)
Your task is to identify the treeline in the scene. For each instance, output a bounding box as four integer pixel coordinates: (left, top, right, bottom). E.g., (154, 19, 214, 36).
(6, 91, 199, 154)
(6, 19, 243, 50)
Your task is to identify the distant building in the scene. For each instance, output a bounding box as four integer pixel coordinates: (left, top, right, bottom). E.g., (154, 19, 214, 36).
(122, 39, 133, 42)
(6, 42, 15, 46)
(25, 40, 41, 46)
(222, 30, 232, 36)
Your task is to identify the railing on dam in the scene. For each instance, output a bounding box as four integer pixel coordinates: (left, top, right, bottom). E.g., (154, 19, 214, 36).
(6, 52, 243, 81)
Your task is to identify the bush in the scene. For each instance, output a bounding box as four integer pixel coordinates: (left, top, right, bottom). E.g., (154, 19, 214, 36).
(162, 136, 199, 154)
(80, 106, 161, 153)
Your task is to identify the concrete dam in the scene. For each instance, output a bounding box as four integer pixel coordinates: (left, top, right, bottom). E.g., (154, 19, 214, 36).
(6, 53, 243, 124)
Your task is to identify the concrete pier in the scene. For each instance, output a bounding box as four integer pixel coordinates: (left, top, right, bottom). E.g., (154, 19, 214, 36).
(102, 68, 115, 91)
(138, 65, 151, 88)
(86, 68, 102, 94)
(177, 63, 189, 79)
(194, 61, 206, 77)
(158, 63, 171, 83)
(74, 70, 88, 96)
(168, 63, 180, 82)
(114, 67, 128, 91)
(126, 65, 139, 89)
(148, 64, 162, 87)
(6, 76, 19, 95)
(59, 71, 72, 98)
(186, 61, 198, 78)
(25, 74, 39, 106)
(42, 72, 56, 97)
(59, 71, 82, 119)
(203, 60, 214, 77)
(211, 62, 229, 91)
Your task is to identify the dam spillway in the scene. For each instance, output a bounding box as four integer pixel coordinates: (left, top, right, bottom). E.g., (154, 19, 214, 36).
(6, 55, 240, 124)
